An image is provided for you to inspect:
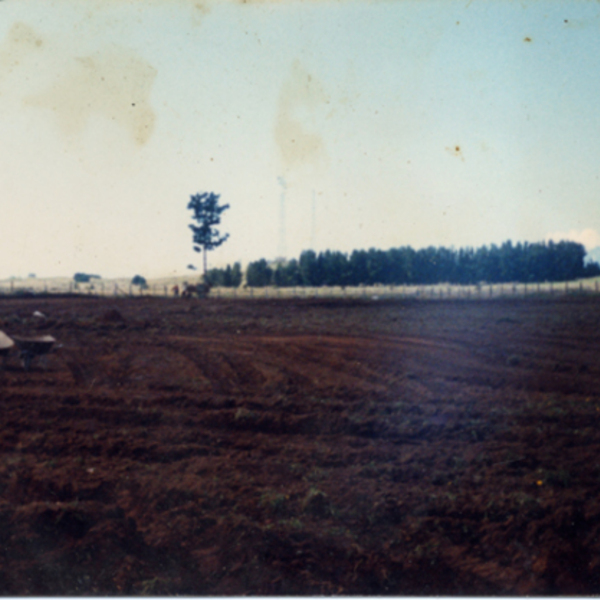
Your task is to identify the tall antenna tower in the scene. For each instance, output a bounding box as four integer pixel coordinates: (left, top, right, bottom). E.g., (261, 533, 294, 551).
(310, 189, 316, 250)
(277, 176, 287, 259)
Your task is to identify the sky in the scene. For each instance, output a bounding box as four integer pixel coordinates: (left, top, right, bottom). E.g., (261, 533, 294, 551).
(1, 0, 600, 279)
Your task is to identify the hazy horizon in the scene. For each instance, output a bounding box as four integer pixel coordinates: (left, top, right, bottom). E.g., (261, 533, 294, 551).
(2, 234, 600, 283)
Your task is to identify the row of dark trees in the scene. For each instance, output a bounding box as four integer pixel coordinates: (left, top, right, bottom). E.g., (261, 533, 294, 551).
(204, 262, 243, 287)
(242, 241, 600, 287)
(184, 192, 600, 289)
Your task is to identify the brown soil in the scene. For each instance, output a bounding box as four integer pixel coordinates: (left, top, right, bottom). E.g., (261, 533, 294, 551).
(0, 294, 599, 594)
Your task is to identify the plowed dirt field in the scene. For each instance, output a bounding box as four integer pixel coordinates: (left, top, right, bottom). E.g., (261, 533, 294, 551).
(1, 294, 600, 594)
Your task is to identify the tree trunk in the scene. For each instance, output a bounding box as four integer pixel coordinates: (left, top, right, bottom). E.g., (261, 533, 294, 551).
(203, 246, 207, 278)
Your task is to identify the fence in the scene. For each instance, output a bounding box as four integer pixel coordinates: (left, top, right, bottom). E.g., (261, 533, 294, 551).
(207, 280, 600, 300)
(1, 278, 599, 300)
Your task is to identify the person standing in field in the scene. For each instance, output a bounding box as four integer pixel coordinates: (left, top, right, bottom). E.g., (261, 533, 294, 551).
(172, 284, 179, 297)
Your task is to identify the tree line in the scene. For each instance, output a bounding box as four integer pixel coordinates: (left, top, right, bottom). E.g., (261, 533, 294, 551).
(182, 191, 600, 289)
(240, 240, 600, 288)
(204, 262, 243, 287)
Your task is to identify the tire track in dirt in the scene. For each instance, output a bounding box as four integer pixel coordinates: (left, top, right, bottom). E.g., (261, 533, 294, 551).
(165, 333, 474, 393)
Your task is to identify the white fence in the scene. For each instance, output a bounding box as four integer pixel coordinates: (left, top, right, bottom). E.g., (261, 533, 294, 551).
(208, 280, 600, 300)
(1, 278, 599, 300)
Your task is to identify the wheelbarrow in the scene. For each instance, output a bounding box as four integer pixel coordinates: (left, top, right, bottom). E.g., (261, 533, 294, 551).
(11, 335, 56, 371)
(0, 331, 14, 367)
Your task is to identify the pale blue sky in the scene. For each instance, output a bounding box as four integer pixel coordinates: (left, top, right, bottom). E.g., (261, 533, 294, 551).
(1, 0, 599, 278)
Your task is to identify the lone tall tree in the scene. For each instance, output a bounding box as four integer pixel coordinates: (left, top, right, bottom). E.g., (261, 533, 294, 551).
(188, 192, 230, 277)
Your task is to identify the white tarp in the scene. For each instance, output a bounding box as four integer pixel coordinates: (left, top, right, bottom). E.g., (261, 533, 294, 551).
(0, 331, 15, 350)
